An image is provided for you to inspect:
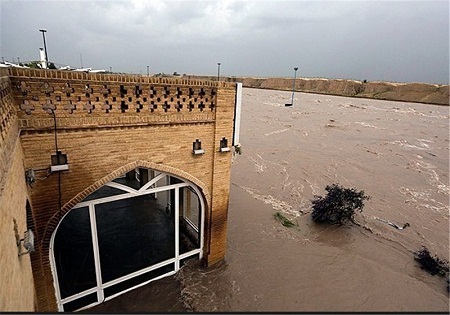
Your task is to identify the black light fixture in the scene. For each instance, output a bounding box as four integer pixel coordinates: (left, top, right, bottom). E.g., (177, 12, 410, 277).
(219, 137, 230, 152)
(192, 139, 204, 155)
(51, 151, 68, 172)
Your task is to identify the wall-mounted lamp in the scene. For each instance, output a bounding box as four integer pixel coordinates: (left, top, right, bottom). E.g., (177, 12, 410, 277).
(192, 139, 205, 155)
(25, 169, 36, 187)
(14, 219, 35, 256)
(219, 137, 230, 152)
(50, 150, 69, 172)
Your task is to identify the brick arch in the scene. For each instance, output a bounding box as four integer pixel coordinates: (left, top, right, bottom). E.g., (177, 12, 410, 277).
(40, 160, 210, 254)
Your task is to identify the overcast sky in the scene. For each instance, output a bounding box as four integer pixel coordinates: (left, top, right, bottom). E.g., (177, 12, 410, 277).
(1, 0, 448, 84)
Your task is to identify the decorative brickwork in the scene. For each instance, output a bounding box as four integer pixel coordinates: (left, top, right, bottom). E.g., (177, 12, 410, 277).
(1, 68, 237, 312)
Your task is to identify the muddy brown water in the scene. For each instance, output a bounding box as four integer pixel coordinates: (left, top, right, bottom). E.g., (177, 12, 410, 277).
(89, 88, 449, 312)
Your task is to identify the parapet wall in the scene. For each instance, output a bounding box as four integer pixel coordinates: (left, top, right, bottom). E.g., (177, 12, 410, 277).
(8, 68, 236, 131)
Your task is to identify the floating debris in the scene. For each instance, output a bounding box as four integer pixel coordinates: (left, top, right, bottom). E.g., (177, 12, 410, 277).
(374, 217, 410, 230)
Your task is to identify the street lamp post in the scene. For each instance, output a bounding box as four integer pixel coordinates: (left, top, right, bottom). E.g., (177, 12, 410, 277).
(147, 65, 149, 76)
(39, 29, 48, 68)
(290, 67, 299, 105)
(217, 62, 221, 81)
(285, 67, 299, 106)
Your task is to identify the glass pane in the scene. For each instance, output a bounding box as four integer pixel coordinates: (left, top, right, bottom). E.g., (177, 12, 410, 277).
(179, 187, 201, 255)
(104, 263, 175, 298)
(112, 171, 140, 190)
(53, 207, 96, 299)
(96, 194, 175, 283)
(82, 185, 126, 202)
(180, 254, 200, 268)
(62, 292, 97, 312)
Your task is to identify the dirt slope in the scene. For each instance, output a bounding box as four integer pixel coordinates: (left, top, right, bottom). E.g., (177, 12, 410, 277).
(185, 75, 449, 105)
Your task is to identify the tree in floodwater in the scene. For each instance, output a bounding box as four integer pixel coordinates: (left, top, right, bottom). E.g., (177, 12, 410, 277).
(414, 247, 450, 292)
(311, 184, 370, 225)
(414, 247, 449, 277)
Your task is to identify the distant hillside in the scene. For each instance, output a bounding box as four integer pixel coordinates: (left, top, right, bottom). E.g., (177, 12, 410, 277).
(184, 75, 449, 105)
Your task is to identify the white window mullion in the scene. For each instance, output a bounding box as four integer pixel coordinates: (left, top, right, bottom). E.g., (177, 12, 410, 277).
(89, 204, 104, 305)
(175, 187, 180, 271)
(49, 233, 64, 312)
(198, 187, 205, 260)
(73, 183, 189, 209)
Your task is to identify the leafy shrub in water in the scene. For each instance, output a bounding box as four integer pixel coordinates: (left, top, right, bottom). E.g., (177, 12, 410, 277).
(414, 247, 449, 277)
(274, 212, 297, 228)
(311, 184, 370, 224)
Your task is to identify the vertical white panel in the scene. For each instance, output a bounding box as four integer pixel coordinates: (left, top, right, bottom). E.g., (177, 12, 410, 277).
(89, 204, 104, 304)
(49, 229, 64, 312)
(39, 48, 47, 69)
(174, 188, 180, 271)
(233, 82, 242, 146)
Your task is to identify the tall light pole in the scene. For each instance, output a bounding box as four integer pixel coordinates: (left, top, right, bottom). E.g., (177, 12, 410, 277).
(39, 29, 48, 68)
(147, 65, 149, 76)
(217, 62, 221, 81)
(290, 67, 299, 106)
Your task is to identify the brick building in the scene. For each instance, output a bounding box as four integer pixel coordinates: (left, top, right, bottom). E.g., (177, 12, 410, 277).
(0, 68, 241, 312)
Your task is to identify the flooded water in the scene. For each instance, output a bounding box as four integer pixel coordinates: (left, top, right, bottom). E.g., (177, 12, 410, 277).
(92, 88, 449, 312)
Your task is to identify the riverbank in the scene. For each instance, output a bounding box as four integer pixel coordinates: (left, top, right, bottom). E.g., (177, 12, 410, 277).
(184, 75, 449, 106)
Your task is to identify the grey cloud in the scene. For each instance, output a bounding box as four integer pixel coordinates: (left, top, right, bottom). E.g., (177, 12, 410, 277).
(1, 0, 448, 83)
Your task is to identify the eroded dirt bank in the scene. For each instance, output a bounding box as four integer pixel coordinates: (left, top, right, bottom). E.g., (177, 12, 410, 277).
(185, 75, 449, 105)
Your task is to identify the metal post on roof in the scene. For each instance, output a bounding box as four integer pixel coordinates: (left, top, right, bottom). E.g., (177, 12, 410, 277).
(39, 29, 48, 68)
(217, 62, 221, 81)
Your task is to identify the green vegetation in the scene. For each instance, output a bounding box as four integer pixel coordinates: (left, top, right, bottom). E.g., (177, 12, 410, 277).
(24, 61, 57, 69)
(24, 61, 41, 68)
(414, 247, 450, 292)
(310, 184, 370, 225)
(274, 212, 297, 228)
(414, 247, 449, 277)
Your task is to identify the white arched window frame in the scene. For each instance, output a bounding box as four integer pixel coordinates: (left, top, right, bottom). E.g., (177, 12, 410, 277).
(49, 171, 205, 312)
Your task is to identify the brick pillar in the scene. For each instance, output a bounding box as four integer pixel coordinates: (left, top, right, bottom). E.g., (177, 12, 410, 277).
(204, 85, 236, 265)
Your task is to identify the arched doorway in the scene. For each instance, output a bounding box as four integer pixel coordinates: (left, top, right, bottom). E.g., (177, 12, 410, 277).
(49, 168, 205, 312)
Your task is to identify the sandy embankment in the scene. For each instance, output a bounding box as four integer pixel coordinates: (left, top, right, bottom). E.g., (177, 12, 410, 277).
(185, 75, 449, 105)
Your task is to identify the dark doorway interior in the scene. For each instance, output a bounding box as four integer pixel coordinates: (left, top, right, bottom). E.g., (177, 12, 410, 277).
(53, 171, 201, 311)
